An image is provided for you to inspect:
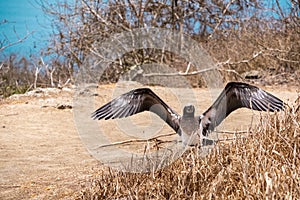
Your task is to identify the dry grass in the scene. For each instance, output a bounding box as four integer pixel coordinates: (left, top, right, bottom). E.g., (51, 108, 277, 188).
(78, 97, 300, 199)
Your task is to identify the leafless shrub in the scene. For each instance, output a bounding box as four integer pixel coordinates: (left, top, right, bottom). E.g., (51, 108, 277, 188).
(1, 0, 299, 97)
(0, 55, 34, 97)
(0, 56, 72, 97)
(42, 0, 289, 85)
(205, 1, 300, 84)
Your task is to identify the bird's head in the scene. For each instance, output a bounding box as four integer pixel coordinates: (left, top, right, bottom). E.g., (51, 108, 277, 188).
(183, 104, 195, 117)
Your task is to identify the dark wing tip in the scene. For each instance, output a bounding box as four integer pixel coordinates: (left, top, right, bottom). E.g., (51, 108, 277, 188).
(91, 103, 111, 120)
(226, 81, 285, 112)
(91, 87, 154, 120)
(255, 88, 286, 112)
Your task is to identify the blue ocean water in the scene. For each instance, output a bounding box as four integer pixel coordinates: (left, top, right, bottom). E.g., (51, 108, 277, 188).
(0, 0, 53, 58)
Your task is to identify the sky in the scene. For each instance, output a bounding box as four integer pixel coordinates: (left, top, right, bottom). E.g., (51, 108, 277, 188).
(0, 0, 54, 58)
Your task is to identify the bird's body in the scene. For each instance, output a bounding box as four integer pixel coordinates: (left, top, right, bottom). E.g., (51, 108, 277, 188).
(179, 114, 202, 146)
(92, 82, 285, 146)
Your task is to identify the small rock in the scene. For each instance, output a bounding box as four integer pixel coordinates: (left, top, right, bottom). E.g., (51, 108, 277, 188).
(243, 70, 261, 79)
(56, 104, 73, 110)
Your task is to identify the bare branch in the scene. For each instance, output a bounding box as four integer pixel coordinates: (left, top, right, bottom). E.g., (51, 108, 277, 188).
(184, 62, 191, 74)
(61, 78, 71, 88)
(140, 50, 263, 79)
(221, 51, 263, 65)
(34, 65, 41, 89)
(208, 0, 236, 39)
(0, 31, 33, 52)
(50, 68, 55, 87)
(269, 55, 300, 63)
(142, 66, 219, 77)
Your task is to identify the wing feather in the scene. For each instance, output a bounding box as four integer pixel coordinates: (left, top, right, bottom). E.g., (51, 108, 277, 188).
(92, 88, 181, 133)
(201, 82, 285, 134)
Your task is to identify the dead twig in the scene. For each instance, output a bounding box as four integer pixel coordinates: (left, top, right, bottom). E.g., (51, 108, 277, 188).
(216, 136, 248, 142)
(214, 130, 251, 134)
(94, 132, 176, 149)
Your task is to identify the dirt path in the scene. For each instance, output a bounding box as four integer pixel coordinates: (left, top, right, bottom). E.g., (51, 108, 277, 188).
(0, 84, 298, 199)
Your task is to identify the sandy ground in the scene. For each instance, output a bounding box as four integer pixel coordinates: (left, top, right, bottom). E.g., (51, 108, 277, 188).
(0, 88, 102, 199)
(0, 84, 298, 199)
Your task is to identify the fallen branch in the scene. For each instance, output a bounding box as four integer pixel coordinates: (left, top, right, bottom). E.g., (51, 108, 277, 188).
(214, 130, 251, 134)
(216, 136, 248, 142)
(94, 132, 177, 149)
(93, 129, 252, 149)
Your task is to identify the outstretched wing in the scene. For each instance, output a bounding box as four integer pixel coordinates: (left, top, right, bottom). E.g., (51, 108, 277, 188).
(201, 82, 285, 134)
(92, 88, 181, 133)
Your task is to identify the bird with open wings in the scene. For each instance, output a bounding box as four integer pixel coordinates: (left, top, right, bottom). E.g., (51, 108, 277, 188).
(92, 82, 285, 146)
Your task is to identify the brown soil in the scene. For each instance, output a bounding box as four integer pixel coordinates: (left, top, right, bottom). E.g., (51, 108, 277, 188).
(0, 84, 298, 199)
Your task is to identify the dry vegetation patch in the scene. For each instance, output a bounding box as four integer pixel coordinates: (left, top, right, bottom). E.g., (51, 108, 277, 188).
(79, 97, 300, 199)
